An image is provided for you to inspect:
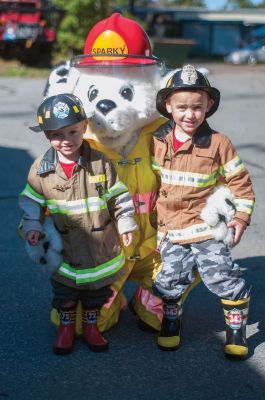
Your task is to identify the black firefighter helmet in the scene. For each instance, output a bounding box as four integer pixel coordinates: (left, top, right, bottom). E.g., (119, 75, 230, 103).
(156, 64, 220, 119)
(30, 93, 90, 132)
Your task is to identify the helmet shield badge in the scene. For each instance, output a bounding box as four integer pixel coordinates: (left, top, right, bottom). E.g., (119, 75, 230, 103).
(30, 93, 90, 132)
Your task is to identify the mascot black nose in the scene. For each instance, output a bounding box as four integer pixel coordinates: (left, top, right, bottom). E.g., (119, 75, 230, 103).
(97, 100, 117, 116)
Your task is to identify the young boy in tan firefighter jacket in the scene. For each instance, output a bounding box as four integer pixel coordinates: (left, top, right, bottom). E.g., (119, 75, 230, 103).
(19, 93, 137, 355)
(151, 65, 255, 358)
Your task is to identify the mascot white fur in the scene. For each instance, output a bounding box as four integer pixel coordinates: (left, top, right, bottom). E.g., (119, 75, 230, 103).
(43, 13, 217, 334)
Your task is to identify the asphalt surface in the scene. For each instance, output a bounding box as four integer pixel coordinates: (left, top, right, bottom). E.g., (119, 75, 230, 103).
(0, 64, 265, 400)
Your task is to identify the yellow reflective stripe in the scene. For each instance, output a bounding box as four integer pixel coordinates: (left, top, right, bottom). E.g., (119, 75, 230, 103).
(151, 156, 161, 171)
(58, 250, 125, 284)
(160, 168, 217, 187)
(20, 183, 46, 206)
(220, 156, 245, 178)
(234, 198, 255, 215)
(158, 223, 212, 242)
(105, 180, 128, 201)
(46, 197, 107, 215)
(221, 297, 250, 306)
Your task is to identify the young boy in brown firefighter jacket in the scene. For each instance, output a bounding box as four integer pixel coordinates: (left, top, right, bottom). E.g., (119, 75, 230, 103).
(151, 65, 255, 358)
(19, 94, 137, 355)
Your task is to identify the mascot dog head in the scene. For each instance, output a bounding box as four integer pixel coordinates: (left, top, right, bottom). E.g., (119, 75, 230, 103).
(44, 13, 173, 155)
(44, 13, 208, 155)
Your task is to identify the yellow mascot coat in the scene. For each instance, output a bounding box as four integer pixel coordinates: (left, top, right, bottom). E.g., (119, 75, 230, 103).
(52, 118, 165, 333)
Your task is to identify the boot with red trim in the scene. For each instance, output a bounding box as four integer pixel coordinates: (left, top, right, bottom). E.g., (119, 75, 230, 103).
(221, 297, 250, 359)
(157, 298, 182, 351)
(53, 308, 76, 355)
(82, 309, 108, 352)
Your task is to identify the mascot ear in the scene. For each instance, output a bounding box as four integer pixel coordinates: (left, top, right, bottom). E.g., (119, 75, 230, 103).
(43, 60, 80, 98)
(160, 68, 180, 89)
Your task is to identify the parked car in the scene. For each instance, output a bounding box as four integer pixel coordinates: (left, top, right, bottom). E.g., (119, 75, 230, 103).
(224, 40, 265, 65)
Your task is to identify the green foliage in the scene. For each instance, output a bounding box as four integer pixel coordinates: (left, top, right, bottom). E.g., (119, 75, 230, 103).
(223, 0, 261, 8)
(255, 1, 265, 7)
(52, 0, 110, 57)
(111, 0, 205, 6)
(165, 0, 206, 6)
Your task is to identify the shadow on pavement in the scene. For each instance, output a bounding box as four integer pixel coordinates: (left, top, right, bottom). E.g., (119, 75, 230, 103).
(235, 256, 265, 358)
(0, 145, 265, 400)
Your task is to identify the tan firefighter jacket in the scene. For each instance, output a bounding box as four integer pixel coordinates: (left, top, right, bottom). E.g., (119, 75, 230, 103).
(19, 141, 137, 290)
(151, 120, 255, 245)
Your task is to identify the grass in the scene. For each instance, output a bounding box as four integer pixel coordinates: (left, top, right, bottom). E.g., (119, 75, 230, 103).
(0, 58, 52, 78)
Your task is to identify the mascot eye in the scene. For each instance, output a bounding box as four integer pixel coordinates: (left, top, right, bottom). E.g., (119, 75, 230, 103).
(87, 86, 99, 102)
(120, 85, 134, 102)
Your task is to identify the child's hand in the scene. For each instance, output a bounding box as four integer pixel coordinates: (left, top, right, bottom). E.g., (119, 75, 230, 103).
(27, 230, 41, 246)
(122, 232, 133, 247)
(227, 219, 246, 247)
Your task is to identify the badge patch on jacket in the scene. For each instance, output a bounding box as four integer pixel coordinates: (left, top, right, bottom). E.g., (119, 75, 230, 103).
(88, 174, 106, 183)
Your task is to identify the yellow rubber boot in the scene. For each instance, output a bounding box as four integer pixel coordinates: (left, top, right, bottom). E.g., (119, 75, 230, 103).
(221, 297, 250, 359)
(157, 299, 182, 351)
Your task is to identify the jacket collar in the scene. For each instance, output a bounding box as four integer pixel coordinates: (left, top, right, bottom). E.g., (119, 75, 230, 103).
(154, 119, 212, 148)
(37, 141, 91, 175)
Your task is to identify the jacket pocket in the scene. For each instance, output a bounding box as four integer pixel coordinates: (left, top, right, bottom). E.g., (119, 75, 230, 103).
(154, 141, 168, 167)
(194, 148, 216, 175)
(91, 220, 121, 266)
(91, 209, 111, 232)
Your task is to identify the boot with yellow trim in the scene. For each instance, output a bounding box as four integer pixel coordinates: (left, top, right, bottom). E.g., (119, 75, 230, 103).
(157, 298, 182, 351)
(53, 308, 76, 355)
(82, 309, 108, 352)
(221, 297, 250, 359)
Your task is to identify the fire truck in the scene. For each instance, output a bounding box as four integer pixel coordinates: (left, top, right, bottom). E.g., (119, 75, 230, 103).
(0, 0, 63, 65)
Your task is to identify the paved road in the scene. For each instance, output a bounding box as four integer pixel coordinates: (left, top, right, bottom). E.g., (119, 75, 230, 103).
(0, 64, 265, 400)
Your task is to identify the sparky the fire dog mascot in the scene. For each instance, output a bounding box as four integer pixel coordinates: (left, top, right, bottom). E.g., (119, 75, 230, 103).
(25, 14, 244, 350)
(43, 13, 200, 334)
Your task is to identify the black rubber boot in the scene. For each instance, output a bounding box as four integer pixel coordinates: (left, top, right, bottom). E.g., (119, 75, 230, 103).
(221, 297, 250, 359)
(157, 299, 182, 351)
(128, 299, 159, 333)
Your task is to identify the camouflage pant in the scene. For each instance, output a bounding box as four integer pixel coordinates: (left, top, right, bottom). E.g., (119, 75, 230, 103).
(153, 237, 249, 301)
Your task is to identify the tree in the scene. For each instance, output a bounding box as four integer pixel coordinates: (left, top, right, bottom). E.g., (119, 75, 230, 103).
(166, 0, 206, 6)
(52, 0, 110, 57)
(223, 0, 258, 8)
(256, 1, 265, 7)
(110, 0, 206, 8)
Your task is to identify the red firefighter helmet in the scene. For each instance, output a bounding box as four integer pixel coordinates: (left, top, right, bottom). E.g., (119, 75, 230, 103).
(71, 13, 159, 67)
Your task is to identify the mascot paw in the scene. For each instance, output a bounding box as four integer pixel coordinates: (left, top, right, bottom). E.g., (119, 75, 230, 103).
(25, 217, 63, 270)
(223, 227, 235, 247)
(201, 186, 236, 246)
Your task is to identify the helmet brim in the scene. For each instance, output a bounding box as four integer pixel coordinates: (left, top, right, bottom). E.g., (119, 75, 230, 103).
(29, 125, 42, 132)
(71, 53, 160, 67)
(156, 86, 220, 119)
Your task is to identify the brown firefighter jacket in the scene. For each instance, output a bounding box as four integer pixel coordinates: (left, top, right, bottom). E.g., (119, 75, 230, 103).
(151, 120, 255, 245)
(19, 141, 137, 290)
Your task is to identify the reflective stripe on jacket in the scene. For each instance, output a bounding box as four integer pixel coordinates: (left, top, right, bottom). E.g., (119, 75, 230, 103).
(151, 120, 255, 245)
(19, 141, 137, 290)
